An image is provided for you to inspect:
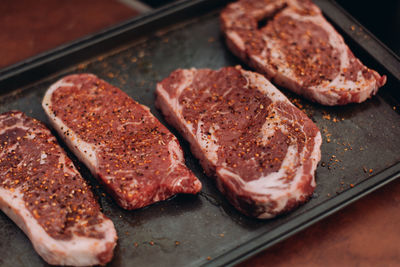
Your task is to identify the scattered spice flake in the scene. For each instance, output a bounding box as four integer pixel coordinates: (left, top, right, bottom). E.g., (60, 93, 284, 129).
(97, 56, 104, 61)
(219, 233, 225, 237)
(350, 184, 354, 188)
(207, 256, 212, 261)
(393, 106, 397, 110)
(33, 209, 40, 219)
(131, 57, 137, 63)
(175, 241, 180, 246)
(290, 98, 303, 109)
(149, 241, 155, 246)
(107, 72, 115, 78)
(134, 242, 139, 247)
(77, 63, 87, 70)
(369, 168, 373, 173)
(322, 114, 331, 120)
(350, 25, 355, 31)
(341, 142, 352, 152)
(322, 111, 341, 122)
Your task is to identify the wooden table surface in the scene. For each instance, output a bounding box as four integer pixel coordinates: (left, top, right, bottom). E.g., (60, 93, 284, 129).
(1, 0, 399, 266)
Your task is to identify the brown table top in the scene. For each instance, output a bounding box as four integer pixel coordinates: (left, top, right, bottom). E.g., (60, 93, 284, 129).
(0, 0, 138, 68)
(1, 0, 399, 266)
(239, 178, 400, 267)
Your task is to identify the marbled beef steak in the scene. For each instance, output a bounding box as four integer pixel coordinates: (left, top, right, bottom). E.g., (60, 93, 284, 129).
(156, 66, 322, 218)
(220, 0, 386, 105)
(42, 74, 201, 210)
(0, 111, 117, 266)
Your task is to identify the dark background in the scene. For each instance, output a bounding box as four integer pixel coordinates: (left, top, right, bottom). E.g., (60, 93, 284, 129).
(0, 0, 398, 69)
(335, 0, 400, 56)
(141, 0, 400, 56)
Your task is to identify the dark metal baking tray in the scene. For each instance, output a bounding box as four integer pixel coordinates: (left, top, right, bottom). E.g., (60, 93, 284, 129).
(0, 0, 399, 266)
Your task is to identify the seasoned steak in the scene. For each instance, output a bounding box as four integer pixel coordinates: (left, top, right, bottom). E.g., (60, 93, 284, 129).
(156, 66, 322, 218)
(220, 0, 386, 105)
(0, 111, 117, 266)
(42, 74, 201, 210)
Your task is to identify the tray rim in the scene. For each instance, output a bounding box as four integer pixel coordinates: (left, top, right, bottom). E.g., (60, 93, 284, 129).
(0, 0, 399, 266)
(208, 164, 400, 266)
(0, 0, 399, 89)
(0, 0, 230, 94)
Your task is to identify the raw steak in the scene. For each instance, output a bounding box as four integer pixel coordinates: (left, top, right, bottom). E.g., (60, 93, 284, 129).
(220, 0, 386, 105)
(0, 111, 117, 266)
(42, 74, 201, 210)
(156, 66, 322, 218)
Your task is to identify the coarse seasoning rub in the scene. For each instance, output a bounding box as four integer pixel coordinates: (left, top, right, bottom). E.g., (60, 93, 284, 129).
(221, 0, 386, 105)
(0, 111, 117, 266)
(42, 74, 201, 210)
(156, 66, 322, 218)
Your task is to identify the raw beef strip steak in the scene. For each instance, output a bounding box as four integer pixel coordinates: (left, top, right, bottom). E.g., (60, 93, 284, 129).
(0, 111, 117, 266)
(42, 74, 201, 210)
(220, 0, 386, 105)
(156, 66, 322, 218)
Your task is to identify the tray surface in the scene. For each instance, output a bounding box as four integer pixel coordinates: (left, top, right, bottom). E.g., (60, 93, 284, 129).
(0, 1, 399, 266)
